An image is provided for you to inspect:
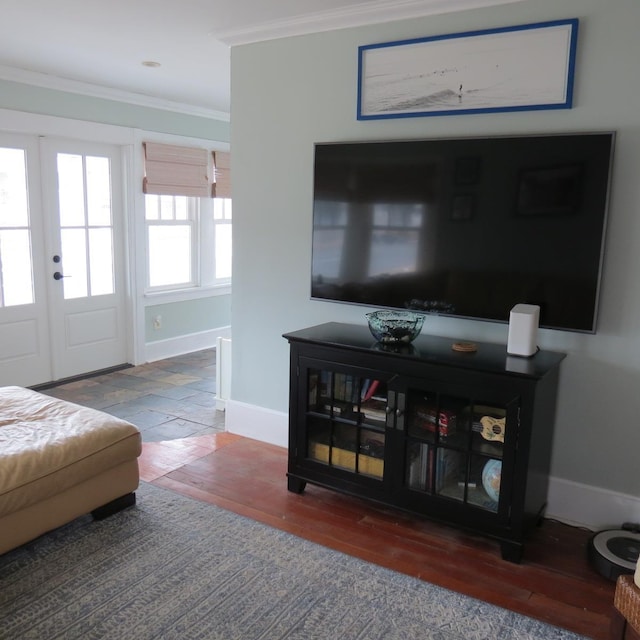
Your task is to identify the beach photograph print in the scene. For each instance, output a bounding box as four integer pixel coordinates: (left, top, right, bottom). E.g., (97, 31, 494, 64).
(357, 19, 578, 120)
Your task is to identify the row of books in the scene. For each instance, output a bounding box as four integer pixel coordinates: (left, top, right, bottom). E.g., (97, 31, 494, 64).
(310, 372, 384, 404)
(308, 371, 387, 422)
(407, 444, 461, 493)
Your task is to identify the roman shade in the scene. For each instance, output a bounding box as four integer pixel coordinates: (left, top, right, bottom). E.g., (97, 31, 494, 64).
(143, 142, 211, 197)
(212, 151, 231, 198)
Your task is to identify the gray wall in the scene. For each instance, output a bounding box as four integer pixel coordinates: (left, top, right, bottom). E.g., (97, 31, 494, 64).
(0, 79, 229, 141)
(230, 0, 640, 497)
(145, 296, 231, 343)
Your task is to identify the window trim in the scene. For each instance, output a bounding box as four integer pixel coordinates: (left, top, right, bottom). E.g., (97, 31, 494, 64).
(143, 283, 230, 304)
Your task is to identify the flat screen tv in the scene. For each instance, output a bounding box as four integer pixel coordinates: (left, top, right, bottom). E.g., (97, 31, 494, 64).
(310, 132, 615, 333)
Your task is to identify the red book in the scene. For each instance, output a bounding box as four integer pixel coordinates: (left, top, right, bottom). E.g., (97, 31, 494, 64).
(363, 379, 380, 401)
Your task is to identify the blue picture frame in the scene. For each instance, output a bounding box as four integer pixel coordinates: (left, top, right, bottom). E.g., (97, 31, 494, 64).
(357, 18, 578, 120)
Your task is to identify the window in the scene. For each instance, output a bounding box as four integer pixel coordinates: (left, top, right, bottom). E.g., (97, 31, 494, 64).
(145, 194, 231, 292)
(145, 194, 195, 289)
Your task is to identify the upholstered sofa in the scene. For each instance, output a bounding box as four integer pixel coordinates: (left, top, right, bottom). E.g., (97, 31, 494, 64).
(0, 386, 141, 555)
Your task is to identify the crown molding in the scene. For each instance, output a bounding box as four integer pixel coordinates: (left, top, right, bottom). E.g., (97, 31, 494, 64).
(213, 0, 527, 46)
(0, 65, 230, 122)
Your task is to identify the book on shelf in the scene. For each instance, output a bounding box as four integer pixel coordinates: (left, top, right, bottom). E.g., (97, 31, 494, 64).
(435, 448, 461, 492)
(363, 398, 387, 422)
(308, 372, 319, 407)
(361, 379, 381, 401)
(412, 404, 457, 437)
(408, 443, 432, 492)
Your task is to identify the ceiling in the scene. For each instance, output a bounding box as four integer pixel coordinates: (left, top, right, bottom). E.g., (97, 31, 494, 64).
(0, 0, 521, 118)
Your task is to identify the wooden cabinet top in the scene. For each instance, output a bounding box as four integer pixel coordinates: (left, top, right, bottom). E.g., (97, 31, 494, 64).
(283, 322, 565, 380)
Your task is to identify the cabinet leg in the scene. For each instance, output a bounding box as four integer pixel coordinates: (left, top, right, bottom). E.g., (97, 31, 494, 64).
(287, 476, 306, 494)
(500, 541, 524, 564)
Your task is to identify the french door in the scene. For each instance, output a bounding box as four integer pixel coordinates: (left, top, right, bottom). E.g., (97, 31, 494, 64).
(0, 134, 129, 386)
(0, 135, 51, 385)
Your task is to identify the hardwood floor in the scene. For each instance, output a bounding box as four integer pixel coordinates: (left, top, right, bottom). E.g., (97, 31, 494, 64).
(139, 432, 616, 640)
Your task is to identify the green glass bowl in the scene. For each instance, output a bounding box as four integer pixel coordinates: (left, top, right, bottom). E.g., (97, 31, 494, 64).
(366, 310, 425, 344)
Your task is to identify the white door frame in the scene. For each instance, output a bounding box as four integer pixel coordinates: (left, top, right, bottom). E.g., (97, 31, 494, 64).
(0, 110, 141, 385)
(39, 137, 129, 380)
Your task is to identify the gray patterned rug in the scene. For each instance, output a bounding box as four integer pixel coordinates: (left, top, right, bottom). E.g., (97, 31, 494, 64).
(0, 482, 586, 640)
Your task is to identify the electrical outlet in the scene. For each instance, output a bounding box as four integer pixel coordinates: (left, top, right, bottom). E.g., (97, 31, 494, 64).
(152, 315, 162, 330)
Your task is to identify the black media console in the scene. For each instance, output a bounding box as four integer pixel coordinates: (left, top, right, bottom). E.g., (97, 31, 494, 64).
(284, 322, 565, 562)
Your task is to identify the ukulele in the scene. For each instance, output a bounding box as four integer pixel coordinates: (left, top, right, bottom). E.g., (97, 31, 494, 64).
(478, 416, 505, 443)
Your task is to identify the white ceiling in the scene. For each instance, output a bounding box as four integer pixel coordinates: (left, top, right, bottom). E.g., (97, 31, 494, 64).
(0, 0, 522, 119)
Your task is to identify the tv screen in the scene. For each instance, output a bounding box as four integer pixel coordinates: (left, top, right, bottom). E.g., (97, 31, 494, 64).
(311, 133, 614, 333)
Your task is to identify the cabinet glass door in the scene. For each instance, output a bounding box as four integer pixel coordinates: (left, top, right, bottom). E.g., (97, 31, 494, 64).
(403, 388, 514, 514)
(305, 366, 388, 480)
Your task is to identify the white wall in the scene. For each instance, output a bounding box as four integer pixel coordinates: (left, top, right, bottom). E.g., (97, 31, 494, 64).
(228, 0, 640, 528)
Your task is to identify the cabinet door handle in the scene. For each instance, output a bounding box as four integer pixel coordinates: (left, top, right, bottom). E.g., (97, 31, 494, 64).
(395, 409, 404, 417)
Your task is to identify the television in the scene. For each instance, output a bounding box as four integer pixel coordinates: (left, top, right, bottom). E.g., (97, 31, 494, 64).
(310, 132, 615, 333)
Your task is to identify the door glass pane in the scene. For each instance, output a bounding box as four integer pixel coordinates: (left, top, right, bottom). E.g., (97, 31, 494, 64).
(89, 228, 114, 295)
(407, 391, 464, 444)
(0, 230, 34, 306)
(86, 156, 111, 226)
(331, 423, 357, 472)
(0, 148, 29, 227)
(470, 455, 501, 512)
(57, 154, 85, 227)
(307, 417, 330, 463)
(471, 404, 506, 455)
(407, 441, 431, 492)
(148, 225, 191, 287)
(0, 148, 34, 307)
(57, 152, 115, 299)
(358, 428, 384, 478)
(61, 228, 88, 299)
(434, 448, 465, 501)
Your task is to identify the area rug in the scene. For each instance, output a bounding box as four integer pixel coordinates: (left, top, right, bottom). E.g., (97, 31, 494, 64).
(0, 482, 587, 640)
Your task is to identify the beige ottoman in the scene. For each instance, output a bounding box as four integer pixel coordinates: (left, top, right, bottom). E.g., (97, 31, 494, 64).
(0, 385, 141, 556)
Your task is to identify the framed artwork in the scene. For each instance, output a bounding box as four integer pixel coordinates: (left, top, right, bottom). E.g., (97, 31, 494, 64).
(357, 18, 578, 120)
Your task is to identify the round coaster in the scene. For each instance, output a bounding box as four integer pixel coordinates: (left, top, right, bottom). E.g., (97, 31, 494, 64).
(452, 341, 477, 353)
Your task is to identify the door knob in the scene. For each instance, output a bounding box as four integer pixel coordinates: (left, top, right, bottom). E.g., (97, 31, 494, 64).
(53, 271, 67, 280)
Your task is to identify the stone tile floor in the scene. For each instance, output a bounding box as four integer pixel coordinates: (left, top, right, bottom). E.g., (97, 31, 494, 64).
(39, 349, 224, 443)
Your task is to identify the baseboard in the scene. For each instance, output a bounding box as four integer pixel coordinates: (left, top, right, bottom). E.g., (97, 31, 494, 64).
(225, 399, 288, 448)
(144, 326, 231, 363)
(225, 400, 640, 531)
(546, 476, 640, 531)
